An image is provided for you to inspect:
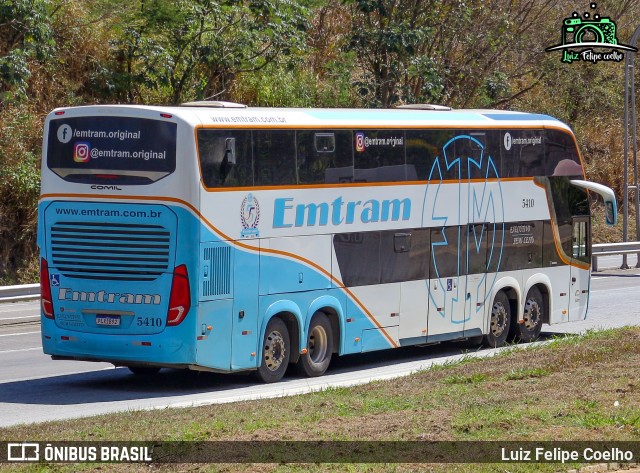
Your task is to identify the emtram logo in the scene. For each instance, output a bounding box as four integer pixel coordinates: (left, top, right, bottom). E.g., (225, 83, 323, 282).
(546, 3, 636, 63)
(240, 193, 260, 238)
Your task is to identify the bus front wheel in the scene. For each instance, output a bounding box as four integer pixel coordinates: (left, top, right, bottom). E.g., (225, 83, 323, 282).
(297, 312, 333, 377)
(256, 317, 291, 383)
(483, 292, 511, 348)
(511, 287, 544, 342)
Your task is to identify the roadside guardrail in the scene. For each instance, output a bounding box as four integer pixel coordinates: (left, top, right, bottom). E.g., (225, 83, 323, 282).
(0, 283, 40, 302)
(592, 242, 640, 272)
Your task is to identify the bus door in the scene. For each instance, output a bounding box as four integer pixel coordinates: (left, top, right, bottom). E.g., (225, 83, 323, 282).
(398, 229, 430, 344)
(568, 217, 590, 321)
(463, 222, 490, 337)
(427, 226, 467, 342)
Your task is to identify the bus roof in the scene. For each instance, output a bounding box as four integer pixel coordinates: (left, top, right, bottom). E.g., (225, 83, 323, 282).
(49, 105, 571, 131)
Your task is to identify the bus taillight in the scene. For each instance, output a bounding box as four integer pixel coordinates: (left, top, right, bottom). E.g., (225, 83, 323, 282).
(167, 264, 190, 326)
(40, 258, 54, 319)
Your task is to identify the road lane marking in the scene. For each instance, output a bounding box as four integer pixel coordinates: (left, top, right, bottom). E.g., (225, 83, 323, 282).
(591, 286, 640, 293)
(0, 331, 40, 337)
(0, 306, 39, 314)
(0, 366, 116, 385)
(0, 347, 41, 354)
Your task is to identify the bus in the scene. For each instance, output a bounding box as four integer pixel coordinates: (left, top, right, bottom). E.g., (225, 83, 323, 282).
(38, 103, 617, 383)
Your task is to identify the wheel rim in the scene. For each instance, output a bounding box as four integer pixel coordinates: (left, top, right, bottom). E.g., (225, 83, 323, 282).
(308, 324, 328, 364)
(264, 330, 286, 372)
(524, 297, 541, 331)
(491, 301, 508, 337)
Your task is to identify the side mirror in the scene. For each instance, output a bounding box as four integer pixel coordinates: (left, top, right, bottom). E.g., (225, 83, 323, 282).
(605, 200, 616, 226)
(570, 179, 618, 226)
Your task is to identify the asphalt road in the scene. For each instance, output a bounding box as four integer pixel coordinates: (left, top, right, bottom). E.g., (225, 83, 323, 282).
(1, 259, 639, 428)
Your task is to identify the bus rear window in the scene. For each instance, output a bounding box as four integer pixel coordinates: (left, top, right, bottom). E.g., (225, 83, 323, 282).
(47, 116, 177, 185)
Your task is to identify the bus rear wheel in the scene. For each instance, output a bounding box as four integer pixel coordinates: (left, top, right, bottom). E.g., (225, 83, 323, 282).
(297, 312, 333, 377)
(511, 287, 544, 342)
(483, 291, 511, 348)
(256, 317, 290, 383)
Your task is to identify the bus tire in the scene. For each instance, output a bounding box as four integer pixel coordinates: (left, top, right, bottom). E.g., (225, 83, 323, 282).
(256, 317, 291, 383)
(483, 291, 511, 348)
(128, 366, 161, 375)
(512, 287, 544, 342)
(297, 312, 333, 377)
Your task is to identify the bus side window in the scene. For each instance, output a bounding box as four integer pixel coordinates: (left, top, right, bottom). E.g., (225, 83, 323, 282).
(353, 130, 407, 182)
(485, 130, 504, 178)
(333, 231, 381, 286)
(546, 129, 583, 177)
(406, 130, 455, 181)
(198, 130, 252, 188)
(297, 130, 353, 184)
(572, 219, 590, 262)
(254, 130, 296, 186)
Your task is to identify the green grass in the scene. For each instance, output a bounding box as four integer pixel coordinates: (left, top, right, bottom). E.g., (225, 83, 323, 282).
(504, 367, 550, 380)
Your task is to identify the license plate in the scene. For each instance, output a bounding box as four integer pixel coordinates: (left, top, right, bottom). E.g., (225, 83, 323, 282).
(96, 315, 121, 327)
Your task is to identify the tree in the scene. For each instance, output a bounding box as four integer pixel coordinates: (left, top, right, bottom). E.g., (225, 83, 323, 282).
(345, 0, 437, 107)
(344, 0, 558, 108)
(107, 0, 310, 104)
(0, 0, 56, 104)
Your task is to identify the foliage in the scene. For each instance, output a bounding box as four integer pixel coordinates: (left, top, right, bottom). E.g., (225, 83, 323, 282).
(105, 0, 310, 104)
(0, 106, 41, 282)
(0, 0, 56, 104)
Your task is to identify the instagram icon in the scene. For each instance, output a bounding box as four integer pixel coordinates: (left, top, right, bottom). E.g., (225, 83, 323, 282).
(355, 132, 365, 152)
(73, 142, 91, 163)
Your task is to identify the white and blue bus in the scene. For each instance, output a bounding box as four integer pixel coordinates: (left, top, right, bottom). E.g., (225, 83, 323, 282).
(38, 103, 616, 382)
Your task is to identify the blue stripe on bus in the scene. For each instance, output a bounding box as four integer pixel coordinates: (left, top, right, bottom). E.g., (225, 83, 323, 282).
(304, 110, 490, 122)
(482, 113, 558, 122)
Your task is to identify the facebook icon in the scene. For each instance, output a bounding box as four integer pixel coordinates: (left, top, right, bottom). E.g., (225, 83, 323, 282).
(57, 124, 72, 144)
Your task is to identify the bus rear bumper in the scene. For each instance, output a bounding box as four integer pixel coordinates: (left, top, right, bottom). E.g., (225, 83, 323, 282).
(41, 325, 195, 367)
